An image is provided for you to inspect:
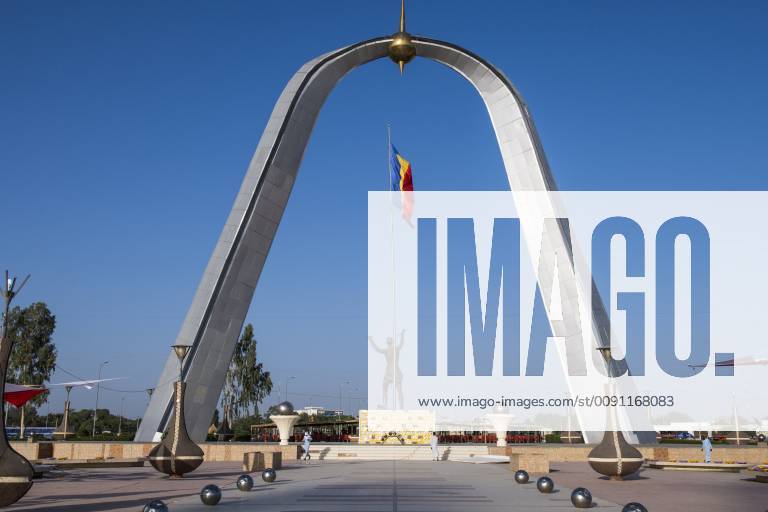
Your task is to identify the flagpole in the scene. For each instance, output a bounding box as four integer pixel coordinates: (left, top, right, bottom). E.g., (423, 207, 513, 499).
(387, 124, 398, 410)
(388, 124, 392, 192)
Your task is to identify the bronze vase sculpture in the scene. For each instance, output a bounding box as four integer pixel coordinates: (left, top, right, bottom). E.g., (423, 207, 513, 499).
(148, 345, 204, 478)
(0, 272, 34, 506)
(0, 364, 34, 507)
(587, 347, 644, 480)
(587, 428, 644, 480)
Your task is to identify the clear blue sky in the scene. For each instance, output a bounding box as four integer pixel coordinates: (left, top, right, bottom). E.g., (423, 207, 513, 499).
(1, 0, 766, 419)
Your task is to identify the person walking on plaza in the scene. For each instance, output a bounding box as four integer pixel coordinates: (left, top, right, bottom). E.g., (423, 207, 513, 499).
(702, 433, 712, 463)
(302, 430, 312, 461)
(430, 432, 440, 461)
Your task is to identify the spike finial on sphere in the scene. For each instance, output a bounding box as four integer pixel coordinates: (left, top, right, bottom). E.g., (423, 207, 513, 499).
(387, 0, 416, 74)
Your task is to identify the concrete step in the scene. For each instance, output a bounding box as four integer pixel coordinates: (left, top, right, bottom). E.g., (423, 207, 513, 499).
(306, 444, 491, 461)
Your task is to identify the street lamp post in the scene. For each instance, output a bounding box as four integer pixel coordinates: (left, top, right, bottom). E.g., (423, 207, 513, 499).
(348, 387, 358, 417)
(118, 396, 125, 437)
(284, 376, 295, 402)
(339, 380, 350, 416)
(137, 388, 154, 433)
(62, 385, 74, 440)
(91, 361, 109, 437)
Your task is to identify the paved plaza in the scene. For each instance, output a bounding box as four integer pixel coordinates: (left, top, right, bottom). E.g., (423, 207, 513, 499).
(7, 459, 768, 511)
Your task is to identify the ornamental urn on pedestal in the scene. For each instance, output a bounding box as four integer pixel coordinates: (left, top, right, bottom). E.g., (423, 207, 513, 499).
(148, 345, 204, 478)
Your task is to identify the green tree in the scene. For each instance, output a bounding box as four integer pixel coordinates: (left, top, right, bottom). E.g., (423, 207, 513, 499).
(232, 414, 262, 441)
(220, 324, 272, 426)
(6, 302, 57, 436)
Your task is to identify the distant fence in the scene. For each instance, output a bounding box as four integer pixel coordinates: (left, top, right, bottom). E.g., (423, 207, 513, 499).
(5, 427, 55, 440)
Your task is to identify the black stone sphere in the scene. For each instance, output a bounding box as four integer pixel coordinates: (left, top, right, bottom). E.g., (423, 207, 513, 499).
(622, 503, 648, 512)
(514, 470, 529, 484)
(200, 484, 222, 506)
(276, 401, 294, 414)
(236, 474, 254, 492)
(758, 434, 766, 443)
(262, 468, 277, 483)
(143, 500, 168, 512)
(570, 487, 593, 509)
(536, 476, 554, 493)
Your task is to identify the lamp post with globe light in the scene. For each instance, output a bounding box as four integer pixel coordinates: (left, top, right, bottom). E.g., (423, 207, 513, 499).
(91, 360, 109, 437)
(118, 396, 125, 437)
(62, 385, 74, 440)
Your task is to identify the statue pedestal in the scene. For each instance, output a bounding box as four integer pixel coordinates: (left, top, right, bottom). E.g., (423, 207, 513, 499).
(486, 413, 515, 447)
(270, 414, 299, 446)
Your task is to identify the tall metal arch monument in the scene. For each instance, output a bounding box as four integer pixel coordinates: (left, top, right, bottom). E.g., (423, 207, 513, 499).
(136, 34, 617, 443)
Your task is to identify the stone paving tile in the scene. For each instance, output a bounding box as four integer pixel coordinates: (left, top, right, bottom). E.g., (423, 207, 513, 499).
(8, 459, 767, 511)
(552, 461, 768, 512)
(7, 463, 247, 512)
(167, 460, 624, 512)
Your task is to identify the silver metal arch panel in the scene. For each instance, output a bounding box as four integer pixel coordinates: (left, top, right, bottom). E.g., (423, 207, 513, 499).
(137, 36, 596, 442)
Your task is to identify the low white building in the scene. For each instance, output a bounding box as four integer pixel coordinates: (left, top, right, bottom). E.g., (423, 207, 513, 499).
(296, 406, 344, 417)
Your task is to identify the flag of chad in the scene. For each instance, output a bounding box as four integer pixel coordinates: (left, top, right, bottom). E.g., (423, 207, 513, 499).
(390, 144, 414, 224)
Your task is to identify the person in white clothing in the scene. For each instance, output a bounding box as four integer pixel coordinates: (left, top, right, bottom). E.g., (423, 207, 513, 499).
(430, 432, 440, 461)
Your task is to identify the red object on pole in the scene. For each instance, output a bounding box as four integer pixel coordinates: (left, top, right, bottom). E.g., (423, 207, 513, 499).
(3, 383, 48, 408)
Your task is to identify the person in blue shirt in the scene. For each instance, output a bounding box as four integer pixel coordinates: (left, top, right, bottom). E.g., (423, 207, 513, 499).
(302, 431, 312, 461)
(701, 433, 712, 463)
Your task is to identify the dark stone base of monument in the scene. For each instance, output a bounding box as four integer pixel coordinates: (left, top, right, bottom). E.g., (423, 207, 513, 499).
(149, 381, 204, 478)
(0, 439, 34, 506)
(216, 417, 234, 442)
(588, 430, 644, 480)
